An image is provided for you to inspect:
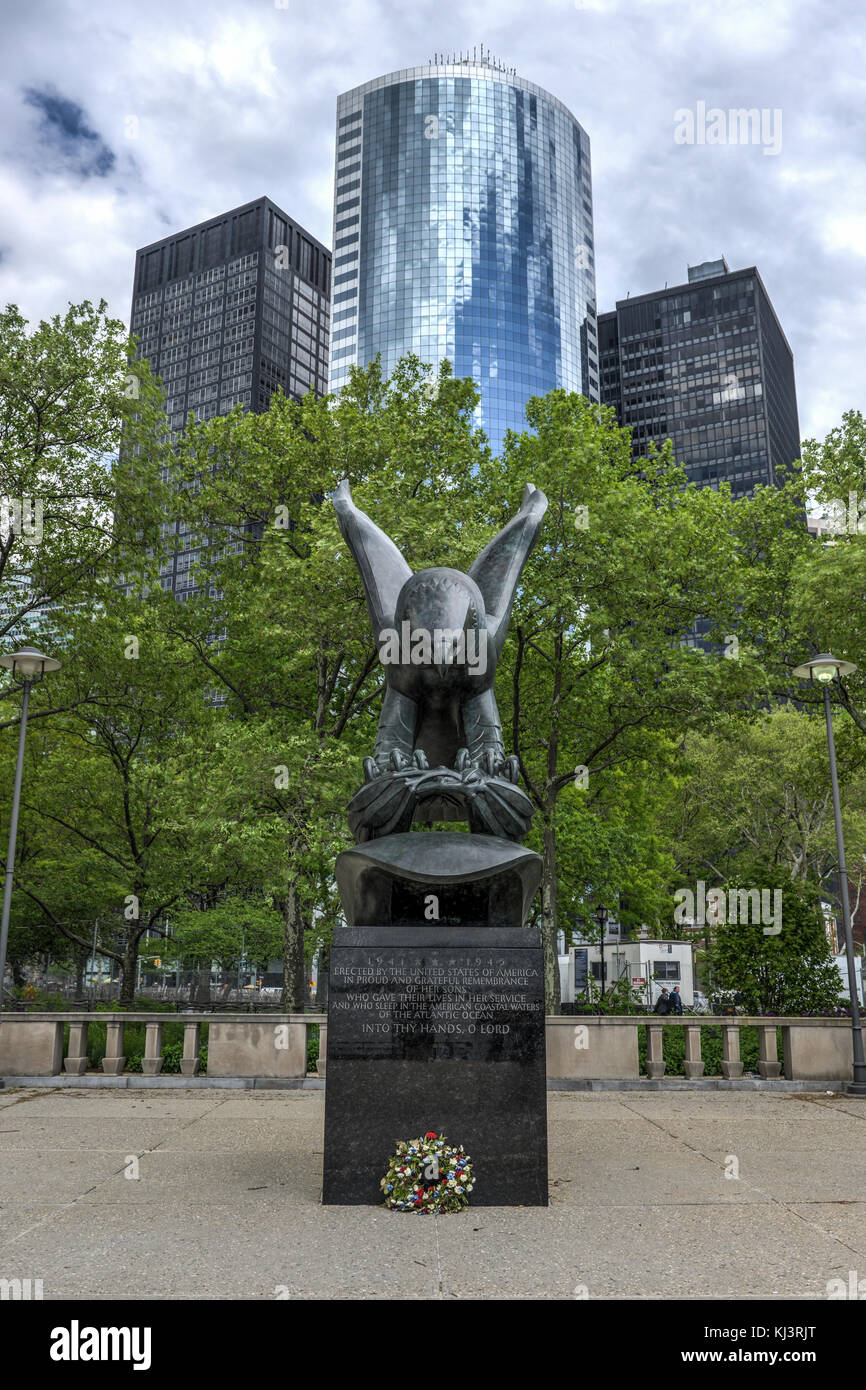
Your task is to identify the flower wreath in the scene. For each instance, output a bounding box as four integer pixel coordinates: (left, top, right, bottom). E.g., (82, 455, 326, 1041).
(380, 1132, 474, 1213)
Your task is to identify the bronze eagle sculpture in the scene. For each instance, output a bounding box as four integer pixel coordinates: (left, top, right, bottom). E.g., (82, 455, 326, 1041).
(332, 479, 548, 842)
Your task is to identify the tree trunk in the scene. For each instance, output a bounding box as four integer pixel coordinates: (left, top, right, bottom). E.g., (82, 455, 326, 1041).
(316, 943, 330, 1009)
(119, 944, 138, 1007)
(538, 625, 564, 1017)
(74, 946, 88, 999)
(704, 928, 714, 997)
(192, 964, 212, 1008)
(541, 818, 562, 1015)
(280, 883, 307, 1012)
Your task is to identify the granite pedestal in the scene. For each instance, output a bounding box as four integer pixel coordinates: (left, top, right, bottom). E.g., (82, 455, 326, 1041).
(322, 926, 548, 1206)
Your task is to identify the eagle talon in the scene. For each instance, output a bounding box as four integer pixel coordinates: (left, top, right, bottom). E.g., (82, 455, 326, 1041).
(454, 748, 471, 772)
(412, 749, 429, 769)
(363, 757, 381, 782)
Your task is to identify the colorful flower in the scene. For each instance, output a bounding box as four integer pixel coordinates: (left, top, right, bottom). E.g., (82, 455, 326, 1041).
(381, 1134, 475, 1214)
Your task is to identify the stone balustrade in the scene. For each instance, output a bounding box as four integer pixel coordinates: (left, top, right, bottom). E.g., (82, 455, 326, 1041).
(545, 1015, 864, 1084)
(0, 1013, 324, 1080)
(0, 1012, 863, 1084)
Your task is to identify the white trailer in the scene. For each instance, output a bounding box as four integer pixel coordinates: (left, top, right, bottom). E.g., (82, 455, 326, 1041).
(563, 940, 695, 1006)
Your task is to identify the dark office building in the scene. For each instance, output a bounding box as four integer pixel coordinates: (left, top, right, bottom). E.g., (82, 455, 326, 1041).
(130, 196, 331, 598)
(598, 260, 800, 498)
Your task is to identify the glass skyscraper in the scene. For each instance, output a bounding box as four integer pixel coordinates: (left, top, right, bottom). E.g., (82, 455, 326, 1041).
(330, 55, 599, 451)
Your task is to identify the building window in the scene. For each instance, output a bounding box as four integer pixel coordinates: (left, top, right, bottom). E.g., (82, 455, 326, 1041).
(653, 961, 680, 980)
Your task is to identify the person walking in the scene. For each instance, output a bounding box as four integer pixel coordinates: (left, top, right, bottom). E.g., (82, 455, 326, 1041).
(654, 987, 671, 1015)
(670, 985, 684, 1015)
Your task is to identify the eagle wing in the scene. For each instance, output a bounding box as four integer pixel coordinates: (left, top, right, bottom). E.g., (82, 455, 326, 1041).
(468, 484, 548, 658)
(332, 479, 413, 633)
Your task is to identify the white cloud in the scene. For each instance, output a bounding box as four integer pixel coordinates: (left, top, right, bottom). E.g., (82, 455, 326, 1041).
(0, 0, 863, 446)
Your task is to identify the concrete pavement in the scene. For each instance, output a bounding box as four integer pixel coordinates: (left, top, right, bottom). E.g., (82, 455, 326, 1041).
(0, 1087, 864, 1299)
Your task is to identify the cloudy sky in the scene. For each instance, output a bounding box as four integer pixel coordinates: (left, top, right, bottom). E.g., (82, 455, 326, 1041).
(1, 0, 863, 441)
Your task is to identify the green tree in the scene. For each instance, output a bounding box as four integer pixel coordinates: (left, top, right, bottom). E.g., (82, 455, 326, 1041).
(0, 298, 168, 658)
(556, 757, 682, 945)
(712, 867, 841, 1014)
(7, 599, 210, 1004)
(166, 896, 283, 972)
(488, 391, 762, 1009)
(735, 414, 866, 738)
(159, 357, 490, 1007)
(660, 707, 866, 901)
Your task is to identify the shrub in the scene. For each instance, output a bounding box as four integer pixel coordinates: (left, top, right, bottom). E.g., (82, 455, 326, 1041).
(638, 1024, 782, 1076)
(70, 1018, 208, 1074)
(159, 1039, 208, 1074)
(307, 1024, 320, 1073)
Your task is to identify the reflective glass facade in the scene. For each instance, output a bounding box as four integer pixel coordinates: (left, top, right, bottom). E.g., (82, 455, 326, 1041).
(330, 62, 598, 451)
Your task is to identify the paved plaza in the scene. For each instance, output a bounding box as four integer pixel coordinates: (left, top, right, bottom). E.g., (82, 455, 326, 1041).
(0, 1087, 864, 1300)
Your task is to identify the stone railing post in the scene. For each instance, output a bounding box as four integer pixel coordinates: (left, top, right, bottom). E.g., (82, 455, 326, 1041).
(316, 1021, 327, 1077)
(545, 1018, 641, 1080)
(0, 1019, 63, 1076)
(757, 1023, 781, 1078)
(102, 1018, 126, 1075)
(783, 1021, 865, 1081)
(208, 1017, 308, 1077)
(721, 1023, 743, 1079)
(64, 1020, 90, 1075)
(645, 1023, 666, 1078)
(683, 1023, 705, 1079)
(142, 1021, 164, 1076)
(180, 1022, 201, 1076)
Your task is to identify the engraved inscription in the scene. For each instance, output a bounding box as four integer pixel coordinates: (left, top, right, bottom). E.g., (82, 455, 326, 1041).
(330, 951, 542, 1040)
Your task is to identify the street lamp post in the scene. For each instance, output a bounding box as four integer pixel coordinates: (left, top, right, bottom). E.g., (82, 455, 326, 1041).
(792, 653, 866, 1097)
(89, 918, 99, 1006)
(238, 922, 247, 997)
(595, 904, 610, 1003)
(0, 648, 61, 1037)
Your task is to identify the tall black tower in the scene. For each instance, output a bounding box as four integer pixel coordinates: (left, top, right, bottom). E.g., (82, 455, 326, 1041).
(599, 260, 800, 498)
(130, 197, 331, 599)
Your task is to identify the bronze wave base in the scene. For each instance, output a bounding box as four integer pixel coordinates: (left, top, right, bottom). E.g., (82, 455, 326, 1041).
(335, 830, 543, 928)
